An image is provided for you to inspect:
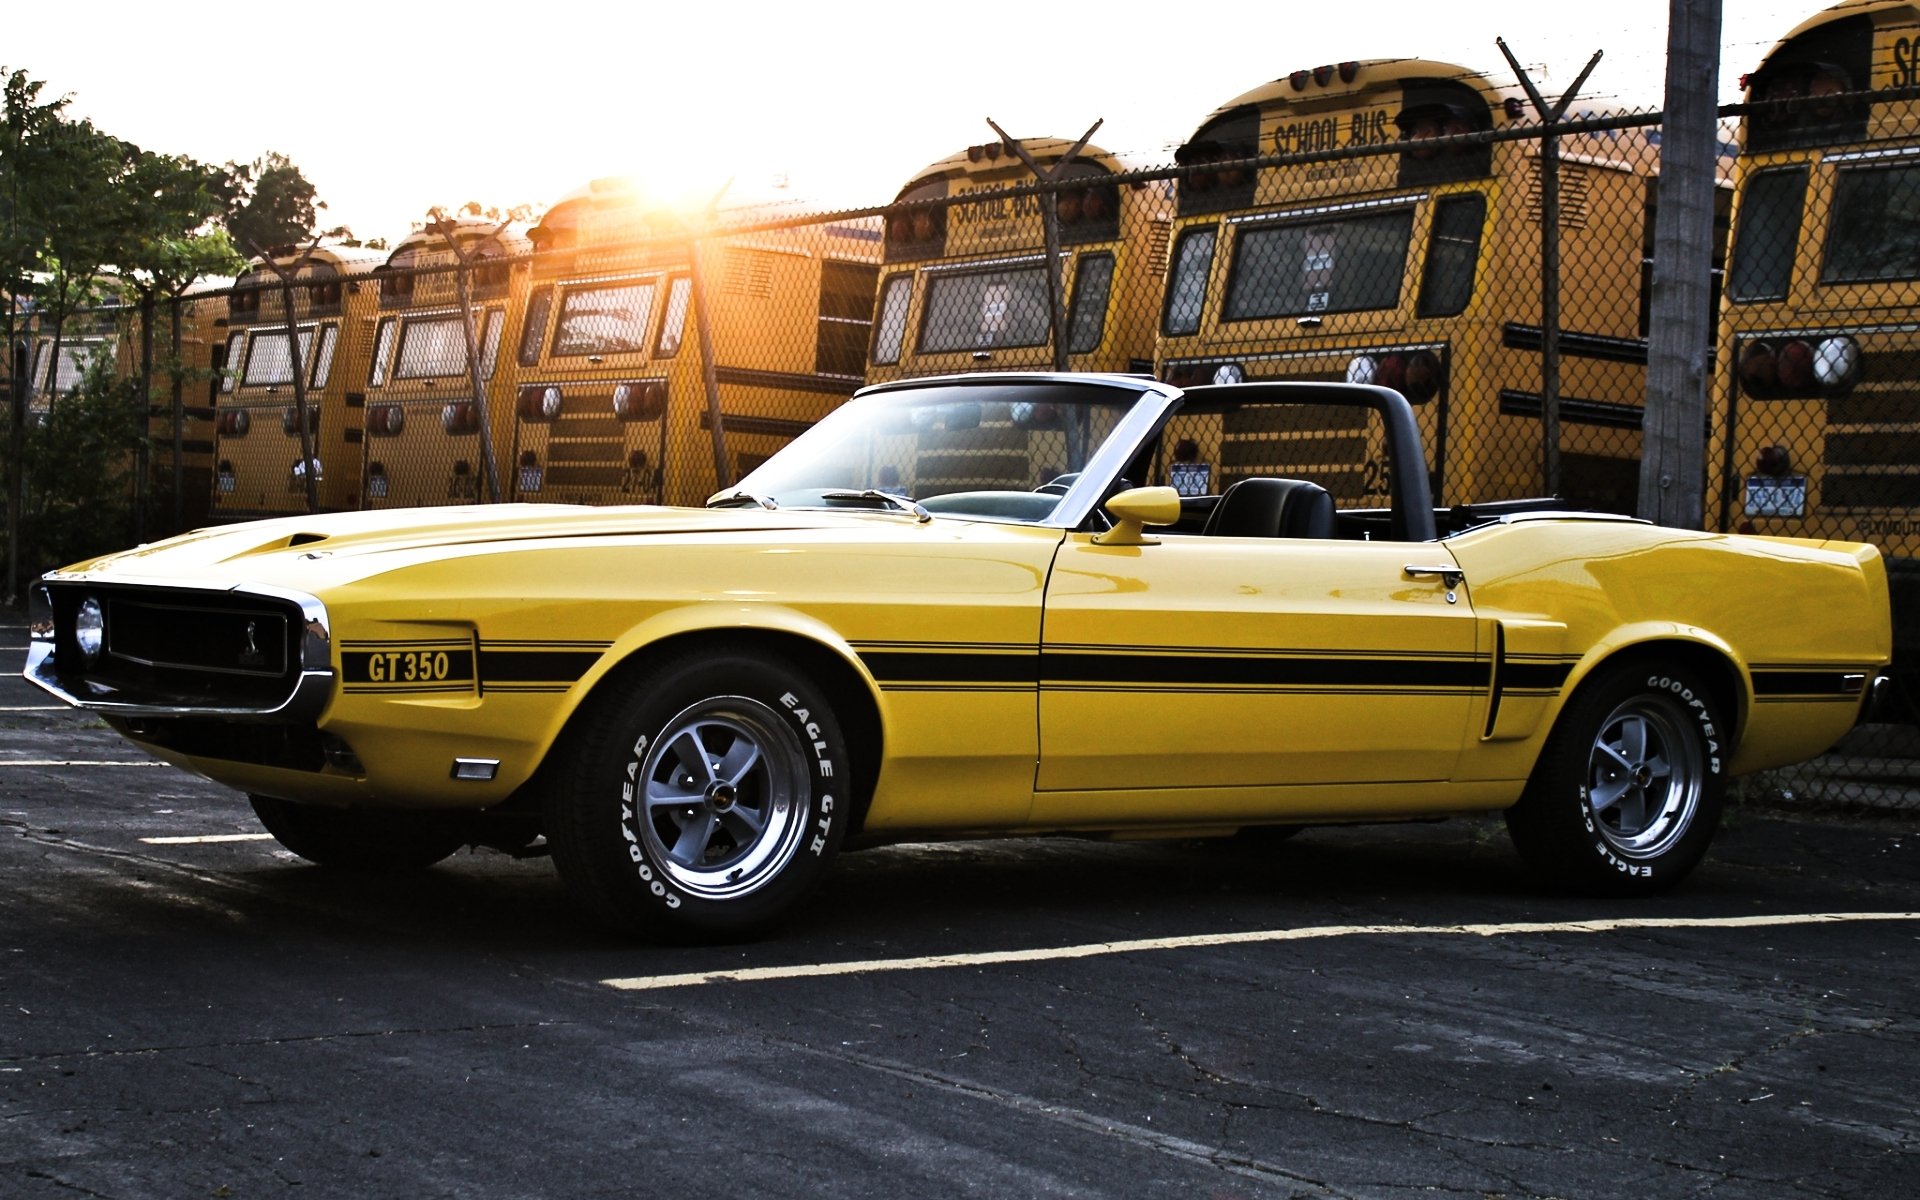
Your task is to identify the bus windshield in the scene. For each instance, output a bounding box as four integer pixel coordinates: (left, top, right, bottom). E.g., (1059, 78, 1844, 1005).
(917, 264, 1052, 352)
(1224, 208, 1415, 320)
(1821, 160, 1920, 284)
(552, 282, 657, 357)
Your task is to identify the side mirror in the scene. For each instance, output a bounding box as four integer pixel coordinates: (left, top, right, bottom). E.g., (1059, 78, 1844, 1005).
(1092, 486, 1182, 546)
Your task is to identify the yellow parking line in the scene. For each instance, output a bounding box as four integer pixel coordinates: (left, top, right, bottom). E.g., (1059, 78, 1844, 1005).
(602, 911, 1920, 991)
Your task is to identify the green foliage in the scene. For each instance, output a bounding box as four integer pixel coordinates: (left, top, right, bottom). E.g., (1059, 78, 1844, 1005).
(222, 150, 329, 253)
(16, 352, 143, 576)
(1, 65, 324, 600)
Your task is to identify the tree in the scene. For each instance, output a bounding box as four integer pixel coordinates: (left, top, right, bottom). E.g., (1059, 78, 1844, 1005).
(14, 352, 144, 579)
(2, 68, 112, 602)
(112, 149, 245, 536)
(222, 151, 328, 254)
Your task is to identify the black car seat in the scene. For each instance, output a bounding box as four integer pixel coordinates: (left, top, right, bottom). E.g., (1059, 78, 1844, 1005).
(1200, 477, 1336, 539)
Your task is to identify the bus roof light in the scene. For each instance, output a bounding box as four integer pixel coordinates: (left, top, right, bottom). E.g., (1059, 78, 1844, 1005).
(1289, 70, 1311, 92)
(1312, 65, 1335, 86)
(1338, 62, 1360, 83)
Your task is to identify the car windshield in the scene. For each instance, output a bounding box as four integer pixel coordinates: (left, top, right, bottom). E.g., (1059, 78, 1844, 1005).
(723, 381, 1149, 522)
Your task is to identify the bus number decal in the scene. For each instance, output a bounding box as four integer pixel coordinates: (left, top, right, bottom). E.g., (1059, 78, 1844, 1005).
(1362, 456, 1394, 497)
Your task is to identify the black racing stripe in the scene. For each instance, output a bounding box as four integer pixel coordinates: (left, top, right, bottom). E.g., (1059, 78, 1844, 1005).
(479, 649, 601, 685)
(1040, 652, 1487, 690)
(1751, 670, 1861, 697)
(858, 650, 1037, 685)
(1502, 660, 1575, 690)
(860, 646, 1492, 691)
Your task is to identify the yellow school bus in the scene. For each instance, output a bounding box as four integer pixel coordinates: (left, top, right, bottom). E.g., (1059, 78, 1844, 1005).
(1155, 59, 1666, 512)
(506, 177, 881, 505)
(866, 138, 1171, 384)
(211, 245, 384, 516)
(20, 304, 129, 411)
(357, 219, 530, 509)
(149, 279, 235, 531)
(1711, 1, 1920, 559)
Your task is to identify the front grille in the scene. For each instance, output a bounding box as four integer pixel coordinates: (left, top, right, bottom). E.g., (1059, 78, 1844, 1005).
(43, 584, 310, 711)
(108, 598, 289, 676)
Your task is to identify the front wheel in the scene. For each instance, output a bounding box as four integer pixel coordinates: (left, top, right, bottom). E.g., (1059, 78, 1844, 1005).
(1505, 662, 1727, 895)
(545, 651, 852, 940)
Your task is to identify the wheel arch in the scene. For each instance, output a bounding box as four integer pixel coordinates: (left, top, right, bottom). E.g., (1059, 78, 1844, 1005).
(1563, 636, 1747, 752)
(549, 624, 886, 834)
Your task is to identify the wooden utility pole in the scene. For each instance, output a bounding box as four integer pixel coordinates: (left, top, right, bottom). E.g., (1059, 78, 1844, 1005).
(1639, 0, 1722, 527)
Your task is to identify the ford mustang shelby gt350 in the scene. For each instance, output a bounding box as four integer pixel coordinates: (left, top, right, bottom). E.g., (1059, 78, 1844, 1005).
(27, 375, 1893, 937)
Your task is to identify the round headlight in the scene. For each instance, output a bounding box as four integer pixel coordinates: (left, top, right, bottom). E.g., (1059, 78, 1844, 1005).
(1345, 355, 1378, 385)
(1212, 363, 1244, 385)
(541, 386, 563, 419)
(75, 597, 104, 665)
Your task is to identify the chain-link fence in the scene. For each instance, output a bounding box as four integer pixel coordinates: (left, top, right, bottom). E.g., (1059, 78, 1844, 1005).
(6, 68, 1918, 812)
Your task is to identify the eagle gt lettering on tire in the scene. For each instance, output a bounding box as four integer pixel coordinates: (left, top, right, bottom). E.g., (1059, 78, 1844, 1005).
(1504, 660, 1727, 895)
(546, 651, 851, 938)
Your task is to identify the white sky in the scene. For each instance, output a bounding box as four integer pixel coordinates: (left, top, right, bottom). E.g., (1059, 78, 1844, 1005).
(10, 0, 1821, 240)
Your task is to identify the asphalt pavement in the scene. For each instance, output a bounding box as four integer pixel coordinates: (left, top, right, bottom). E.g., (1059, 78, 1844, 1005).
(3, 622, 1917, 1199)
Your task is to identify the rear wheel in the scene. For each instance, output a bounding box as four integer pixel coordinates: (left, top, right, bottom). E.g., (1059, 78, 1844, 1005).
(1504, 662, 1727, 895)
(545, 651, 851, 940)
(249, 795, 469, 871)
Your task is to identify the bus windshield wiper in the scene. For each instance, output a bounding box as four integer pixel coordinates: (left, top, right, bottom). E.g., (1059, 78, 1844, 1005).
(820, 489, 933, 523)
(708, 490, 780, 510)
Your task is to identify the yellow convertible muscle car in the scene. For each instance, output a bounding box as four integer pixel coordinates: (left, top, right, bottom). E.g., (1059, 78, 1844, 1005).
(27, 375, 1893, 938)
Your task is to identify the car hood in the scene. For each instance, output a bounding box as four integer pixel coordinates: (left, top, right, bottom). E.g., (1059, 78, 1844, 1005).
(45, 503, 908, 588)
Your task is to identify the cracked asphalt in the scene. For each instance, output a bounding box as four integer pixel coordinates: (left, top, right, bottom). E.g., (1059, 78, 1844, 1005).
(4, 627, 1918, 1199)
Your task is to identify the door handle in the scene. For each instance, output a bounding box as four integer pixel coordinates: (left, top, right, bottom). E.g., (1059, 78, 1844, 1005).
(1403, 564, 1465, 603)
(1403, 563, 1464, 587)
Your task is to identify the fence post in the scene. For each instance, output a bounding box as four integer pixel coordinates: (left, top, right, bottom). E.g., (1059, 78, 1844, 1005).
(430, 219, 509, 503)
(6, 334, 25, 605)
(991, 118, 1103, 373)
(688, 236, 729, 493)
(135, 289, 154, 542)
(1500, 42, 1603, 502)
(1639, 0, 1722, 528)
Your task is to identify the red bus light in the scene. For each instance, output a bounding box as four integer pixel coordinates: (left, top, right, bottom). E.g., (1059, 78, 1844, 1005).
(442, 401, 480, 435)
(1775, 339, 1815, 390)
(366, 404, 405, 437)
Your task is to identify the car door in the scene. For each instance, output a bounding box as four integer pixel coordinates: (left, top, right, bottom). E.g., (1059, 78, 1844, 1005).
(1033, 531, 1484, 818)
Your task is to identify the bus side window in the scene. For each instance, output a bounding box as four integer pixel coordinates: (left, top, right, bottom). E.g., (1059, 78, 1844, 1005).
(870, 275, 912, 366)
(1727, 166, 1808, 302)
(367, 318, 395, 388)
(221, 331, 245, 394)
(1068, 253, 1115, 354)
(1416, 194, 1486, 318)
(1162, 226, 1217, 336)
(518, 287, 554, 367)
(655, 276, 692, 358)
